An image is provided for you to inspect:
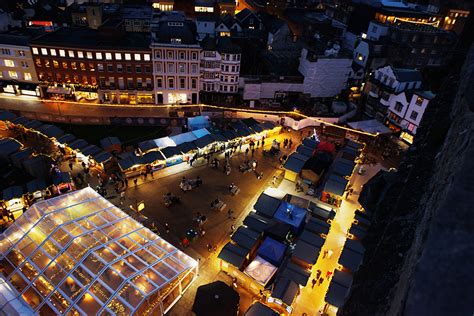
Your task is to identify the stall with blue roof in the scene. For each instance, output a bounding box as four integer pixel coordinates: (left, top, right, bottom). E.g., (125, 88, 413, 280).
(257, 237, 287, 266)
(273, 201, 307, 234)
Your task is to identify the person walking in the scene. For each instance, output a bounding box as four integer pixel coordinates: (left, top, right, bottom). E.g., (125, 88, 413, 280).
(312, 278, 317, 289)
(165, 223, 170, 234)
(251, 148, 255, 157)
(134, 178, 138, 186)
(68, 162, 73, 171)
(326, 270, 333, 280)
(316, 269, 322, 280)
(289, 139, 293, 149)
(245, 148, 249, 156)
(318, 277, 324, 286)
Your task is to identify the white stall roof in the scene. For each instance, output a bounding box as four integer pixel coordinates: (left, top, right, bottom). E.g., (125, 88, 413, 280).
(244, 256, 278, 286)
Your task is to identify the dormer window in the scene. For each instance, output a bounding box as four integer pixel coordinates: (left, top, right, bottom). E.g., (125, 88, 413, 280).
(171, 38, 182, 44)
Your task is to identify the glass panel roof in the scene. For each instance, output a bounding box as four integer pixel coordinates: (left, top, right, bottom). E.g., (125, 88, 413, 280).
(0, 187, 197, 314)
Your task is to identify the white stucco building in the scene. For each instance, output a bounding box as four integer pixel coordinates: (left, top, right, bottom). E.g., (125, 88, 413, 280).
(151, 11, 201, 104)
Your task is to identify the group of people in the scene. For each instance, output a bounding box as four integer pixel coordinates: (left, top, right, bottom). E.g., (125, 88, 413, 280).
(282, 138, 293, 149)
(180, 176, 202, 192)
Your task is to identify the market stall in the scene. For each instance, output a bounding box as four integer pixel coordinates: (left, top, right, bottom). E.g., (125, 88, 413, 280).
(292, 239, 321, 269)
(244, 256, 278, 287)
(243, 213, 269, 235)
(218, 241, 248, 272)
(321, 174, 349, 207)
(256, 237, 287, 266)
(100, 136, 122, 154)
(273, 202, 307, 235)
(36, 124, 64, 139)
(91, 151, 113, 171)
(253, 192, 281, 219)
(160, 146, 183, 166)
(325, 269, 353, 309)
(142, 151, 166, 171)
(2, 186, 26, 220)
(269, 277, 300, 313)
(10, 148, 33, 169)
(282, 153, 309, 182)
(0, 138, 22, 162)
(52, 171, 75, 195)
(26, 178, 49, 204)
(118, 153, 145, 178)
(245, 302, 279, 316)
(176, 141, 198, 162)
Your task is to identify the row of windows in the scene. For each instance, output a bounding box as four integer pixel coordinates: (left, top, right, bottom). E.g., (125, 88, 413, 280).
(154, 62, 199, 74)
(38, 72, 152, 89)
(156, 76, 198, 90)
(154, 50, 199, 61)
(221, 64, 239, 72)
(35, 58, 151, 74)
(0, 70, 33, 81)
(1, 48, 26, 57)
(32, 47, 151, 62)
(202, 83, 237, 93)
(1, 59, 30, 68)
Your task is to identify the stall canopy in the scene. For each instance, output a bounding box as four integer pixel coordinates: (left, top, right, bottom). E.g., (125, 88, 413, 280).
(69, 139, 89, 151)
(170, 131, 198, 145)
(0, 138, 21, 161)
(254, 193, 281, 219)
(244, 302, 279, 316)
(273, 202, 307, 233)
(305, 218, 330, 235)
(249, 124, 264, 133)
(191, 128, 211, 139)
(354, 211, 371, 228)
(242, 118, 259, 127)
(23, 120, 43, 129)
(257, 237, 287, 266)
(210, 133, 227, 142)
(138, 140, 159, 153)
(37, 124, 64, 138)
(26, 179, 48, 193)
(100, 136, 121, 152)
(308, 202, 335, 221)
(342, 147, 358, 161)
(348, 119, 392, 134)
(271, 277, 299, 306)
(231, 228, 259, 251)
(349, 224, 367, 240)
(80, 144, 102, 157)
(193, 281, 239, 316)
(2, 186, 24, 200)
(56, 134, 76, 144)
(53, 172, 72, 185)
(301, 156, 328, 183)
(244, 256, 278, 286)
(299, 230, 325, 248)
(296, 144, 314, 158)
(302, 137, 319, 149)
(0, 110, 16, 121)
(92, 151, 113, 164)
(11, 116, 29, 125)
(142, 151, 165, 164)
(339, 247, 364, 272)
(243, 213, 269, 234)
(292, 240, 321, 265)
(316, 141, 336, 154)
(10, 148, 33, 169)
(278, 261, 310, 286)
(264, 220, 292, 242)
(188, 116, 211, 131)
(176, 141, 198, 153)
(283, 153, 309, 173)
(118, 155, 143, 171)
(222, 130, 239, 141)
(333, 160, 355, 178)
(325, 270, 353, 308)
(160, 146, 181, 159)
(261, 121, 276, 130)
(324, 176, 348, 197)
(194, 134, 215, 148)
(218, 242, 247, 268)
(345, 239, 366, 255)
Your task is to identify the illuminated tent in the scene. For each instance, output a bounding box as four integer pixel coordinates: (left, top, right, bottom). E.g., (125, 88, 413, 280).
(92, 151, 113, 164)
(187, 116, 211, 131)
(273, 202, 307, 234)
(193, 134, 215, 148)
(283, 153, 309, 182)
(0, 188, 198, 315)
(218, 242, 248, 269)
(170, 131, 197, 145)
(244, 256, 278, 286)
(191, 128, 211, 139)
(257, 237, 287, 266)
(2, 186, 23, 201)
(271, 277, 299, 306)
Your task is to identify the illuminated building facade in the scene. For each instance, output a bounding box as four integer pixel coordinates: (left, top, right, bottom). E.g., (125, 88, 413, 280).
(151, 11, 201, 104)
(0, 34, 40, 97)
(30, 27, 154, 104)
(0, 187, 198, 315)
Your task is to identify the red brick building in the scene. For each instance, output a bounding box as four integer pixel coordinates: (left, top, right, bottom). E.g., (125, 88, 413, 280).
(30, 25, 154, 104)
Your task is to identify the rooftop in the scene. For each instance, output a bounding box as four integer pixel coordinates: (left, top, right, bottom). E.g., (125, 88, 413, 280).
(0, 34, 30, 46)
(30, 27, 151, 50)
(152, 11, 198, 45)
(392, 67, 423, 82)
(0, 187, 197, 315)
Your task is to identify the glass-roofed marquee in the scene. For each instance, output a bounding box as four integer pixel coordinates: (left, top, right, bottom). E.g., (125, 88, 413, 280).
(0, 187, 198, 315)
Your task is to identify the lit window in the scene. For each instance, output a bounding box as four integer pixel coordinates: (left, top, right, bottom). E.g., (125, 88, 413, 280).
(41, 48, 48, 55)
(115, 53, 122, 60)
(68, 50, 75, 58)
(50, 49, 57, 56)
(8, 71, 18, 79)
(125, 53, 131, 60)
(77, 51, 84, 58)
(144, 54, 150, 61)
(24, 72, 32, 81)
(105, 53, 112, 60)
(32, 47, 39, 55)
(59, 49, 65, 57)
(4, 60, 15, 67)
(87, 52, 93, 59)
(96, 52, 102, 60)
(134, 53, 141, 61)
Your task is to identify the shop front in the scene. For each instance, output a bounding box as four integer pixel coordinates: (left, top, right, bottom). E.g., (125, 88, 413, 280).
(137, 93, 155, 104)
(45, 85, 74, 100)
(0, 81, 40, 97)
(400, 131, 414, 145)
(75, 89, 98, 102)
(3, 197, 26, 220)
